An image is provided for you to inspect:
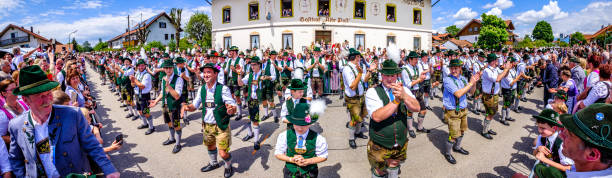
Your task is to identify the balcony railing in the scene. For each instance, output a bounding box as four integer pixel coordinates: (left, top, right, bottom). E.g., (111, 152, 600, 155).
(0, 36, 29, 46)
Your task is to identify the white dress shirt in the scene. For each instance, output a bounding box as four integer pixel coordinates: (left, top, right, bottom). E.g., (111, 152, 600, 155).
(482, 66, 502, 94)
(134, 70, 152, 94)
(365, 85, 415, 118)
(192, 84, 236, 124)
(274, 129, 328, 159)
(342, 62, 366, 97)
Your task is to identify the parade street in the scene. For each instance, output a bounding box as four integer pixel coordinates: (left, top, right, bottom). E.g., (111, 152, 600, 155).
(87, 63, 543, 178)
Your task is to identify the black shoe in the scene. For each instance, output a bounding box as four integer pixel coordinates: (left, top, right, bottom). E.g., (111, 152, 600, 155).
(116, 98, 122, 101)
(125, 113, 133, 118)
(520, 98, 527, 102)
(345, 122, 349, 128)
(201, 163, 220, 172)
(234, 115, 242, 121)
(474, 111, 480, 115)
(517, 106, 523, 110)
(488, 130, 497, 135)
(162, 139, 176, 145)
(481, 133, 493, 140)
(426, 106, 432, 110)
(506, 117, 515, 121)
(354, 132, 368, 139)
(254, 141, 261, 150)
(512, 108, 518, 112)
(242, 134, 253, 141)
(115, 93, 119, 96)
(172, 144, 182, 153)
(408, 130, 416, 138)
(137, 124, 148, 129)
(500, 120, 509, 126)
(349, 140, 357, 149)
(224, 167, 234, 178)
(417, 128, 431, 133)
(132, 116, 139, 121)
(145, 128, 155, 135)
(274, 117, 279, 123)
(444, 153, 457, 164)
(453, 147, 470, 155)
(184, 118, 190, 125)
(124, 108, 129, 111)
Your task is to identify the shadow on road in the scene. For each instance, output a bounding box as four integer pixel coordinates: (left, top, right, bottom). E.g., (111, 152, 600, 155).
(231, 143, 272, 172)
(425, 128, 447, 154)
(319, 163, 342, 178)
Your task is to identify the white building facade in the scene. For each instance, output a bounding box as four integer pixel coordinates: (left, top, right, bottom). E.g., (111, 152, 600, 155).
(0, 24, 54, 49)
(211, 0, 433, 53)
(108, 12, 179, 49)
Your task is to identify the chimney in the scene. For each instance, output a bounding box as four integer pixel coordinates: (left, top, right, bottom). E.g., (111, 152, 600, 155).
(30, 26, 33, 32)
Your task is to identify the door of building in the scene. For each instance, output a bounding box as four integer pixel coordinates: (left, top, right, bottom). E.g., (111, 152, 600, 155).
(315, 30, 332, 44)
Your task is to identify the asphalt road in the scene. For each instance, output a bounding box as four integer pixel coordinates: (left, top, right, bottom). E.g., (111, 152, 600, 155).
(87, 63, 546, 178)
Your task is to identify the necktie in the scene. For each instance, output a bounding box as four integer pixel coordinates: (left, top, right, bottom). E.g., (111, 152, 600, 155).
(387, 88, 395, 102)
(298, 136, 304, 149)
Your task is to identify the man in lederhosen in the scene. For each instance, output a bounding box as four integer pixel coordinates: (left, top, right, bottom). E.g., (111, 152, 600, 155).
(365, 59, 420, 178)
(419, 51, 433, 110)
(238, 56, 267, 150)
(225, 46, 245, 120)
(442, 59, 481, 164)
(150, 59, 185, 153)
(130, 59, 155, 135)
(342, 48, 372, 149)
(274, 52, 294, 123)
(183, 63, 237, 178)
(480, 53, 512, 139)
(175, 57, 191, 124)
(118, 58, 137, 120)
(500, 57, 521, 126)
(308, 47, 326, 99)
(401, 51, 429, 138)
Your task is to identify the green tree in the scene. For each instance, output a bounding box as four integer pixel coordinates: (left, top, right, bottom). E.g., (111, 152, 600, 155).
(145, 41, 165, 52)
(476, 13, 509, 50)
(570, 32, 586, 45)
(178, 38, 192, 52)
(516, 35, 533, 48)
(532, 21, 554, 42)
(168, 41, 177, 52)
(81, 41, 93, 52)
(445, 25, 460, 37)
(93, 41, 108, 51)
(169, 8, 183, 49)
(185, 12, 212, 48)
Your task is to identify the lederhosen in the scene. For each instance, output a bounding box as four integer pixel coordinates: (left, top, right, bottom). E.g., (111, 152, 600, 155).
(284, 129, 319, 178)
(473, 62, 485, 97)
(277, 60, 292, 91)
(201, 83, 231, 130)
(310, 57, 324, 91)
(121, 66, 134, 104)
(367, 86, 409, 171)
(175, 67, 189, 103)
(432, 56, 442, 82)
(345, 64, 366, 123)
(403, 65, 425, 112)
(227, 57, 242, 97)
(162, 74, 181, 128)
(482, 67, 499, 116)
(98, 58, 106, 75)
(247, 72, 263, 122)
(501, 69, 517, 108)
(516, 63, 527, 96)
(135, 70, 151, 115)
(419, 61, 431, 93)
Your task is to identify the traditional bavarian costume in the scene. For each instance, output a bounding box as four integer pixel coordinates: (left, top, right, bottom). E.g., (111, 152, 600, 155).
(159, 59, 184, 153)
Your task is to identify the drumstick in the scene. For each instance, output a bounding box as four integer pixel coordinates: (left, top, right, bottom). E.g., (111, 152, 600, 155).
(251, 133, 271, 155)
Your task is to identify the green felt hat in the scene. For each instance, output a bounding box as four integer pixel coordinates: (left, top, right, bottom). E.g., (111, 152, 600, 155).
(421, 51, 428, 57)
(407, 51, 419, 59)
(12, 65, 59, 96)
(502, 48, 508, 53)
(555, 90, 568, 101)
(123, 57, 132, 63)
(283, 52, 289, 57)
(522, 54, 530, 60)
(209, 50, 221, 57)
(313, 47, 321, 52)
(508, 57, 517, 62)
(202, 63, 220, 73)
(269, 50, 278, 55)
(449, 59, 463, 67)
(229, 46, 239, 51)
(379, 60, 402, 75)
(569, 57, 580, 63)
(174, 57, 186, 64)
(163, 53, 170, 58)
(136, 59, 146, 66)
(239, 51, 245, 55)
(250, 56, 261, 64)
(161, 59, 174, 68)
(560, 103, 612, 150)
(287, 103, 318, 126)
(287, 79, 307, 90)
(348, 48, 361, 57)
(533, 109, 562, 127)
(486, 53, 498, 63)
(478, 52, 486, 58)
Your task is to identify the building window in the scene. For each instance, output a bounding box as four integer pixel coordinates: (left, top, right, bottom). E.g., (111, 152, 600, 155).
(469, 28, 472, 32)
(413, 37, 421, 50)
(159, 22, 166, 28)
(250, 35, 260, 49)
(318, 0, 330, 17)
(281, 0, 293, 18)
(223, 6, 231, 23)
(387, 36, 395, 46)
(282, 34, 293, 50)
(171, 34, 174, 40)
(10, 33, 16, 38)
(355, 34, 365, 50)
(165, 34, 169, 40)
(386, 4, 396, 22)
(354, 0, 365, 19)
(224, 37, 232, 49)
(249, 2, 259, 21)
(413, 8, 422, 25)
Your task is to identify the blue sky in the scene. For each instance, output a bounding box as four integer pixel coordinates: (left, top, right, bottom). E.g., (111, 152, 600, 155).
(0, 0, 610, 46)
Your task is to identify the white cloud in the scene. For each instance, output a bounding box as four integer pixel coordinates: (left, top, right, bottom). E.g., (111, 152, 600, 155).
(40, 10, 65, 17)
(63, 0, 103, 9)
(485, 7, 502, 16)
(453, 7, 478, 20)
(0, 0, 23, 17)
(435, 17, 444, 21)
(483, 0, 514, 10)
(454, 20, 470, 27)
(548, 1, 612, 36)
(516, 1, 568, 23)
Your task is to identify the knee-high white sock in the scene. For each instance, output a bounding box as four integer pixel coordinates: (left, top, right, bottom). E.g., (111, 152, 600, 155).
(407, 117, 415, 131)
(252, 123, 260, 142)
(501, 109, 507, 121)
(147, 116, 154, 129)
(140, 115, 148, 125)
(417, 116, 425, 130)
(424, 96, 429, 107)
(246, 122, 253, 136)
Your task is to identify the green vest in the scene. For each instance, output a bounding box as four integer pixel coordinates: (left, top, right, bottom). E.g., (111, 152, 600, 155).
(230, 57, 241, 83)
(162, 73, 180, 110)
(286, 129, 318, 175)
(277, 60, 291, 78)
(247, 72, 263, 101)
(121, 67, 133, 87)
(370, 86, 408, 149)
(310, 57, 324, 77)
(200, 83, 230, 130)
(262, 60, 273, 88)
